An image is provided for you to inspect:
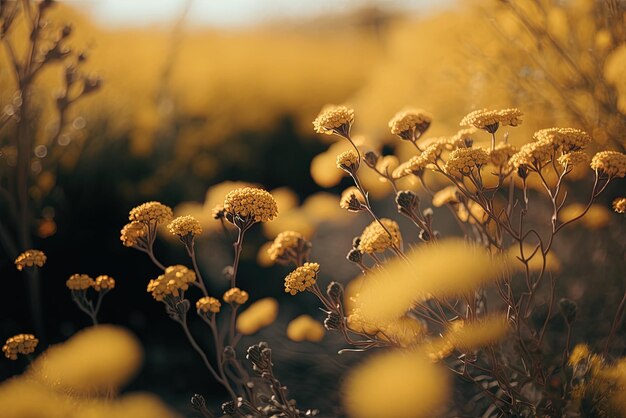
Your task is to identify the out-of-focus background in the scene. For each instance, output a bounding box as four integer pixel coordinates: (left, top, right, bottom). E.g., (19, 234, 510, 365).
(1, 0, 625, 415)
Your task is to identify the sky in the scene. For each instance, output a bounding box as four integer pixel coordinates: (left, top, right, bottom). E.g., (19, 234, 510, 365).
(66, 0, 453, 28)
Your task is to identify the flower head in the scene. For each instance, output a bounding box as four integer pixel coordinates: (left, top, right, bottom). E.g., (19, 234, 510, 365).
(223, 187, 278, 224)
(533, 128, 591, 152)
(267, 231, 308, 263)
(2, 334, 38, 360)
(168, 215, 202, 238)
(340, 187, 366, 212)
(590, 150, 626, 177)
(336, 150, 360, 173)
(613, 197, 626, 214)
(129, 201, 173, 224)
(444, 147, 489, 177)
(509, 141, 554, 171)
(460, 108, 523, 133)
(557, 151, 590, 169)
(66, 274, 95, 291)
(313, 105, 354, 137)
(14, 249, 46, 271)
(147, 265, 196, 301)
(223, 287, 249, 305)
(432, 186, 460, 207)
(196, 296, 221, 314)
(120, 221, 147, 247)
(284, 262, 319, 295)
(392, 143, 442, 179)
(358, 218, 402, 254)
(94, 275, 115, 292)
(388, 109, 432, 140)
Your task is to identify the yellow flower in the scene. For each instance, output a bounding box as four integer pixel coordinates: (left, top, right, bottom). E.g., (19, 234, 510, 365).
(2, 334, 38, 360)
(14, 249, 46, 271)
(444, 147, 489, 177)
(267, 230, 306, 262)
(558, 151, 590, 169)
(432, 186, 459, 207)
(120, 221, 147, 247)
(445, 315, 509, 351)
(489, 142, 517, 168)
(284, 262, 319, 295)
(392, 143, 442, 179)
(94, 275, 115, 292)
(533, 127, 591, 152)
(460, 108, 523, 133)
(336, 150, 359, 172)
(66, 274, 95, 290)
(223, 187, 278, 223)
(312, 105, 354, 137)
(388, 108, 432, 140)
(613, 197, 626, 214)
(223, 287, 249, 305)
(569, 344, 591, 367)
(236, 297, 279, 335)
(167, 215, 202, 237)
(339, 187, 366, 211)
(509, 141, 554, 171)
(146, 265, 196, 301)
(128, 201, 173, 224)
(286, 315, 325, 342)
(196, 296, 221, 314)
(590, 150, 626, 177)
(358, 218, 402, 254)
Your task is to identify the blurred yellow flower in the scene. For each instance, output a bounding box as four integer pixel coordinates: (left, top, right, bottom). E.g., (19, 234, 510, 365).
(286, 315, 325, 342)
(236, 298, 279, 335)
(560, 203, 611, 229)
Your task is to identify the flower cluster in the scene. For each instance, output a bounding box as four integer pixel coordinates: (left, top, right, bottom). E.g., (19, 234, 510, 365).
(393, 143, 442, 178)
(284, 262, 319, 295)
(2, 334, 38, 360)
(223, 287, 249, 305)
(340, 187, 366, 211)
(147, 265, 196, 301)
(612, 197, 626, 214)
(267, 231, 305, 262)
(444, 147, 489, 177)
(336, 150, 359, 172)
(196, 296, 221, 314)
(489, 143, 517, 168)
(129, 201, 173, 224)
(533, 127, 591, 152)
(460, 108, 523, 133)
(358, 219, 402, 254)
(120, 221, 147, 247)
(590, 150, 626, 177)
(509, 141, 554, 171)
(14, 249, 46, 271)
(94, 275, 116, 292)
(66, 274, 95, 290)
(168, 215, 202, 237)
(388, 108, 432, 140)
(557, 151, 590, 168)
(223, 187, 278, 223)
(312, 105, 354, 136)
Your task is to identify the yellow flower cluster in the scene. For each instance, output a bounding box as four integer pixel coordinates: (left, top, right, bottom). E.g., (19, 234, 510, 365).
(223, 187, 278, 223)
(339, 187, 365, 211)
(444, 147, 489, 177)
(14, 249, 46, 271)
(590, 150, 626, 177)
(358, 219, 402, 254)
(393, 143, 442, 178)
(267, 231, 305, 261)
(558, 151, 590, 168)
(489, 143, 517, 168)
(120, 221, 147, 247)
(2, 334, 38, 360)
(388, 109, 432, 139)
(312, 105, 354, 135)
(286, 315, 325, 342)
(533, 127, 591, 152)
(613, 197, 626, 214)
(460, 108, 523, 132)
(223, 287, 249, 305)
(196, 296, 221, 313)
(168, 215, 202, 237)
(66, 274, 95, 290)
(284, 262, 319, 295)
(146, 265, 196, 301)
(336, 150, 359, 171)
(129, 201, 173, 224)
(509, 141, 554, 170)
(94, 275, 116, 292)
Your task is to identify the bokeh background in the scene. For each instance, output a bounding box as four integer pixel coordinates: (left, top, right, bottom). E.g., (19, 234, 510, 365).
(1, 0, 625, 415)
